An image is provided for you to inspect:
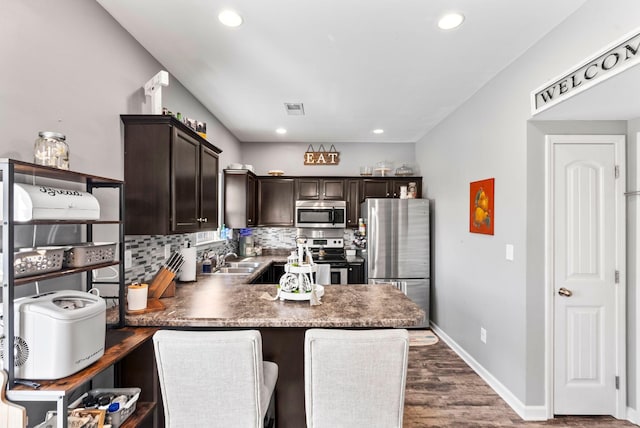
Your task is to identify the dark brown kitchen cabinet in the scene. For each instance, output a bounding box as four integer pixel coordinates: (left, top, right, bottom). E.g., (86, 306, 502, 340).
(224, 169, 257, 228)
(348, 260, 365, 284)
(258, 177, 295, 226)
(296, 178, 345, 200)
(122, 115, 221, 235)
(362, 177, 423, 199)
(346, 179, 362, 228)
(390, 179, 422, 198)
(362, 178, 390, 198)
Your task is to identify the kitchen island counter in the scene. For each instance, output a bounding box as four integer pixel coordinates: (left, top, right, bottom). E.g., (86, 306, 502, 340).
(117, 255, 425, 328)
(113, 257, 424, 428)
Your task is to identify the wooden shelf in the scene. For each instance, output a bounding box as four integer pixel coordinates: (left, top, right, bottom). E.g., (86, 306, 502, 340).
(0, 158, 123, 184)
(12, 219, 122, 226)
(14, 260, 122, 286)
(120, 402, 156, 428)
(10, 327, 157, 394)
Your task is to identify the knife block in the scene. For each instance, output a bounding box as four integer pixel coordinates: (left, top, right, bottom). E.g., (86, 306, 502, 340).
(161, 280, 176, 298)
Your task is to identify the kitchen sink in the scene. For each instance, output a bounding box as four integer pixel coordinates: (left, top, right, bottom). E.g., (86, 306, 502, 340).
(227, 262, 261, 268)
(213, 267, 256, 275)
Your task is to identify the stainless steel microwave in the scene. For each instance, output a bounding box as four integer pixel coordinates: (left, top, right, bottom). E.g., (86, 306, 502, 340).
(295, 200, 347, 228)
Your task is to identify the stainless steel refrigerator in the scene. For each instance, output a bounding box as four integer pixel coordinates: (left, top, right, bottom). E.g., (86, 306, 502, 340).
(361, 198, 430, 327)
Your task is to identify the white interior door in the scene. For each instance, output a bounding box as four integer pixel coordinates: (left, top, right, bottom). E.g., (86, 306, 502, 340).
(548, 134, 625, 416)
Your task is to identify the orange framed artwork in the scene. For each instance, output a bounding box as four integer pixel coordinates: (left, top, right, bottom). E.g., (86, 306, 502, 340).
(469, 178, 494, 235)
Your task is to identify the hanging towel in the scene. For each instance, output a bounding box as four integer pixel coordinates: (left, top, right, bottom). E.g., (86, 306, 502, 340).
(316, 264, 331, 285)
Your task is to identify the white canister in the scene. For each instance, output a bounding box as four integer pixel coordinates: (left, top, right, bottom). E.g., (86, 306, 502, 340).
(400, 186, 408, 199)
(127, 283, 148, 311)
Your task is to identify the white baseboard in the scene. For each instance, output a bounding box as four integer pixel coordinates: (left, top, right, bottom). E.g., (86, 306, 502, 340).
(627, 406, 639, 425)
(429, 323, 548, 421)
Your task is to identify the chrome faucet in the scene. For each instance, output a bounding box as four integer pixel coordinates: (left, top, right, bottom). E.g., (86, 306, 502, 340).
(217, 252, 238, 267)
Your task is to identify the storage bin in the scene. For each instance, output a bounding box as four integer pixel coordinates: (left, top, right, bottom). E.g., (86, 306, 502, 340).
(63, 242, 117, 267)
(12, 246, 65, 278)
(70, 387, 141, 428)
(0, 183, 100, 221)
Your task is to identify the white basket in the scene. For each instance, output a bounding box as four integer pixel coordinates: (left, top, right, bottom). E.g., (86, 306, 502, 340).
(63, 242, 117, 268)
(69, 387, 140, 428)
(13, 246, 65, 278)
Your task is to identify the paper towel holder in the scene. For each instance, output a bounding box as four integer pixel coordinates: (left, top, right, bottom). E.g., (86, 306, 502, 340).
(178, 241, 197, 282)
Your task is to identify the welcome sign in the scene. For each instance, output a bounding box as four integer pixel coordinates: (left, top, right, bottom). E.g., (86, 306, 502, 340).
(532, 28, 640, 114)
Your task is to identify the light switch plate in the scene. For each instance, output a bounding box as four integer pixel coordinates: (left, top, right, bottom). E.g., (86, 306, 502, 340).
(165, 244, 171, 259)
(505, 244, 514, 261)
(124, 250, 132, 269)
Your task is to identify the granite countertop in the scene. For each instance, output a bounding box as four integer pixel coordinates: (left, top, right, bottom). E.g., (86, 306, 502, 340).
(112, 256, 425, 328)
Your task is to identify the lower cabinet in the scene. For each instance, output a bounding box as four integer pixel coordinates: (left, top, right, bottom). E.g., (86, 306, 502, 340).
(347, 261, 365, 284)
(252, 262, 286, 284)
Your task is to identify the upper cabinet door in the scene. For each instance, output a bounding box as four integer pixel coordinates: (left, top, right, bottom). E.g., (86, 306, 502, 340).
(200, 145, 219, 229)
(172, 128, 200, 233)
(322, 179, 345, 200)
(258, 178, 295, 226)
(346, 179, 362, 228)
(296, 178, 321, 200)
(296, 178, 345, 200)
(362, 179, 390, 198)
(223, 169, 257, 228)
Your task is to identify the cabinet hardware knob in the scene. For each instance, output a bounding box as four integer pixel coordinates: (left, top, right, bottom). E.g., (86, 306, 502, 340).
(203, 218, 208, 222)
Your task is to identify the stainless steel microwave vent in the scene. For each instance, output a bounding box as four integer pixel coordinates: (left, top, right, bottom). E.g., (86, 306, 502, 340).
(284, 103, 305, 115)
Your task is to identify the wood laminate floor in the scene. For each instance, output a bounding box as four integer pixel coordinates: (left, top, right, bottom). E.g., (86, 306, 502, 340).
(403, 334, 638, 427)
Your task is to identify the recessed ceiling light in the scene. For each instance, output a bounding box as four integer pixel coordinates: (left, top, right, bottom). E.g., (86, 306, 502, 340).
(373, 129, 384, 134)
(276, 128, 287, 134)
(218, 10, 243, 27)
(438, 12, 464, 30)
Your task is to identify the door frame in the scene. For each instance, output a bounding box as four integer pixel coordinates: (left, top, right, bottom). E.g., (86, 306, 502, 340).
(544, 134, 626, 419)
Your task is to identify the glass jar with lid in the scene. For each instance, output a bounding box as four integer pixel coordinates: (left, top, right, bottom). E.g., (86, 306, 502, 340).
(34, 131, 69, 170)
(395, 163, 414, 176)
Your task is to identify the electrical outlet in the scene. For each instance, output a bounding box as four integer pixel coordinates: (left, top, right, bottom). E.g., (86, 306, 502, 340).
(124, 250, 132, 269)
(164, 244, 171, 259)
(480, 327, 487, 344)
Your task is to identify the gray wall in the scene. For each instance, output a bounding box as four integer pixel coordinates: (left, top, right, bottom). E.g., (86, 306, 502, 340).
(240, 141, 416, 176)
(416, 0, 640, 409)
(0, 2, 241, 423)
(0, 1, 241, 179)
(627, 117, 640, 408)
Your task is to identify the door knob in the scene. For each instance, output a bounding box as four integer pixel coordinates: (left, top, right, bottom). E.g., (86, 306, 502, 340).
(558, 287, 573, 297)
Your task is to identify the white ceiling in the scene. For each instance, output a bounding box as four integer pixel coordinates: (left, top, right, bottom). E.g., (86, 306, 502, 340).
(97, 0, 588, 143)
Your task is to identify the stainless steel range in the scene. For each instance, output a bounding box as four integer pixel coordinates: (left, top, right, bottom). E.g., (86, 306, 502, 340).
(297, 229, 348, 284)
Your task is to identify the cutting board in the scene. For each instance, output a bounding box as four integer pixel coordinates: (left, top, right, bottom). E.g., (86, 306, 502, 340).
(0, 370, 27, 428)
(126, 297, 165, 315)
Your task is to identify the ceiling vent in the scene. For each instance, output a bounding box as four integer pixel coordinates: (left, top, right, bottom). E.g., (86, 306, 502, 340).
(284, 103, 305, 116)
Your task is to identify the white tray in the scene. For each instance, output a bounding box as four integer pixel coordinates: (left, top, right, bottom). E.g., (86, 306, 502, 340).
(285, 263, 318, 274)
(279, 285, 324, 301)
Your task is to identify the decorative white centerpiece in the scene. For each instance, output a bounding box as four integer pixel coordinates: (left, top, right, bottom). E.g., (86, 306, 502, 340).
(278, 240, 323, 304)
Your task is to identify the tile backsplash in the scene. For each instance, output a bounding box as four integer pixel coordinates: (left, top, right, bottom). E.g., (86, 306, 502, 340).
(125, 234, 237, 284)
(247, 227, 356, 249)
(124, 228, 356, 284)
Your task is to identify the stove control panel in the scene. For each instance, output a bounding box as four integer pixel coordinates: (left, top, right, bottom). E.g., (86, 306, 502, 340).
(301, 238, 344, 249)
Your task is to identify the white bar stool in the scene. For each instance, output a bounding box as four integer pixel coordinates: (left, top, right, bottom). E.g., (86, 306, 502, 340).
(304, 328, 409, 428)
(153, 330, 278, 428)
